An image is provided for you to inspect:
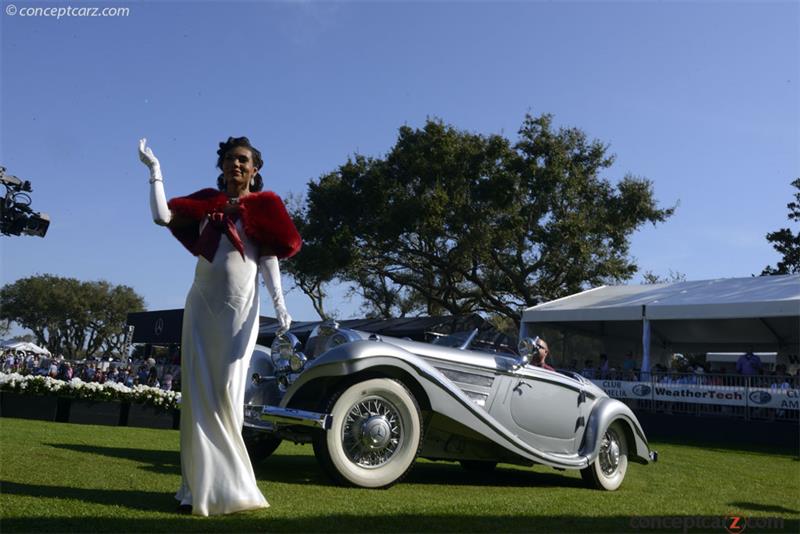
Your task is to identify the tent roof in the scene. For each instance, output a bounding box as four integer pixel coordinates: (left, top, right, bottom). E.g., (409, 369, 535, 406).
(521, 275, 800, 350)
(2, 341, 51, 355)
(523, 275, 800, 322)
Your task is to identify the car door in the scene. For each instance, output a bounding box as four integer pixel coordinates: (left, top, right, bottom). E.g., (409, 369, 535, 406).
(488, 367, 588, 454)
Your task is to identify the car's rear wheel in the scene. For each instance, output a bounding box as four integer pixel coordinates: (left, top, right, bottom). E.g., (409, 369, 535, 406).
(242, 427, 282, 464)
(581, 421, 628, 490)
(313, 378, 422, 488)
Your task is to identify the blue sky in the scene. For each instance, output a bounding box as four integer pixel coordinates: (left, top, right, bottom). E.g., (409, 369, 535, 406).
(1, 0, 798, 326)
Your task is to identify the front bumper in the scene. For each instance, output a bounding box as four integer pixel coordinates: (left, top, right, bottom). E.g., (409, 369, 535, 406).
(244, 404, 332, 431)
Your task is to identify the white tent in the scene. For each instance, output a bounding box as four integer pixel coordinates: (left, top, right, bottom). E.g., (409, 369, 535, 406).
(2, 341, 51, 355)
(521, 274, 800, 369)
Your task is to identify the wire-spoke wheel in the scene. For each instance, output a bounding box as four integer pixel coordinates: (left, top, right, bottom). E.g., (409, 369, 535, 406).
(581, 421, 628, 491)
(313, 378, 422, 488)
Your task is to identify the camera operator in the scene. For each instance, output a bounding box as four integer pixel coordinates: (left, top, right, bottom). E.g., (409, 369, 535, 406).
(0, 166, 49, 237)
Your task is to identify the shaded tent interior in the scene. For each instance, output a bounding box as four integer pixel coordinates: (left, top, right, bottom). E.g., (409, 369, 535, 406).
(520, 274, 800, 369)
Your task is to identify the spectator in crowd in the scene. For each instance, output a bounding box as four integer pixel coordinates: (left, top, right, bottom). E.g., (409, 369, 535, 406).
(146, 367, 160, 388)
(599, 354, 610, 378)
(736, 347, 761, 376)
(581, 359, 595, 379)
(125, 368, 136, 387)
(161, 372, 173, 391)
(622, 351, 636, 373)
(661, 369, 680, 384)
(2, 352, 15, 372)
(107, 366, 120, 383)
(119, 366, 131, 385)
(82, 363, 96, 381)
(531, 338, 555, 371)
(771, 365, 792, 390)
(137, 365, 149, 384)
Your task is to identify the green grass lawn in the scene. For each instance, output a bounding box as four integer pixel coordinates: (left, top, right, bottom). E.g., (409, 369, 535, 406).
(1, 417, 798, 533)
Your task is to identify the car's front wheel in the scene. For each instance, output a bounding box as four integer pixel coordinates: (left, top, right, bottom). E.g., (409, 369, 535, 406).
(242, 427, 282, 464)
(313, 378, 422, 488)
(580, 421, 628, 490)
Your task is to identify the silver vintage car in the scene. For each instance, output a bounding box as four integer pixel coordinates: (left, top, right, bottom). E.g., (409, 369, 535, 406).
(243, 322, 657, 490)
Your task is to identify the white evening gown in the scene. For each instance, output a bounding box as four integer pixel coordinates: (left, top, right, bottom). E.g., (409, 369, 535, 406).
(175, 219, 269, 516)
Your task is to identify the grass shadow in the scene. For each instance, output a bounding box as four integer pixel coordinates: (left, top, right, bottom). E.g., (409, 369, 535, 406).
(407, 461, 586, 488)
(728, 502, 800, 515)
(0, 480, 176, 514)
(258, 452, 585, 489)
(2, 514, 798, 533)
(255, 453, 332, 485)
(47, 443, 180, 475)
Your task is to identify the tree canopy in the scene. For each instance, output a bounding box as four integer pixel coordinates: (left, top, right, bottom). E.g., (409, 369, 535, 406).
(286, 113, 674, 327)
(762, 178, 800, 275)
(0, 274, 145, 358)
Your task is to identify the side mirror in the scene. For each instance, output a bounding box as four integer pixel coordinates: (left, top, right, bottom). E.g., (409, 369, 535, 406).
(515, 337, 541, 369)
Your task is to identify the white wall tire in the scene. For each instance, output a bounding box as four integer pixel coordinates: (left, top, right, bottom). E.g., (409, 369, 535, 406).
(581, 421, 628, 491)
(313, 378, 422, 488)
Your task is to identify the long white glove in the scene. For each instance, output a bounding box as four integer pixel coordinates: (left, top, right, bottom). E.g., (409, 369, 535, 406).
(259, 256, 291, 334)
(138, 138, 171, 226)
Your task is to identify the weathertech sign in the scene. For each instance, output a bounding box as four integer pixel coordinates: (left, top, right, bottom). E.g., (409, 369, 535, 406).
(591, 380, 799, 410)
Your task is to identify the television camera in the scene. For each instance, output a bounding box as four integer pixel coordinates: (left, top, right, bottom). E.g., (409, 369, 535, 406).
(0, 166, 50, 237)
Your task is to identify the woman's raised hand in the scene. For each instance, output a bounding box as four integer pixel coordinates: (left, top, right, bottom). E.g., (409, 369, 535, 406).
(140, 138, 171, 225)
(138, 138, 161, 170)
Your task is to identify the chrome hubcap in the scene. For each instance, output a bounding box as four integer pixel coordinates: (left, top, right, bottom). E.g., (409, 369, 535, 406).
(360, 416, 392, 449)
(342, 396, 402, 468)
(598, 429, 621, 476)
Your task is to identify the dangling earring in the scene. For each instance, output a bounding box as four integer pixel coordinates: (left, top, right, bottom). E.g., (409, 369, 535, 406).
(250, 177, 256, 188)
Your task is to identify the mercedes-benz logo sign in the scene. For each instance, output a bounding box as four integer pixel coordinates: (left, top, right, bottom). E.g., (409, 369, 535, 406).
(154, 318, 164, 336)
(748, 390, 771, 405)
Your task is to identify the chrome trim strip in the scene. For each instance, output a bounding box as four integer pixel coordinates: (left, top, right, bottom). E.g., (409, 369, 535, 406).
(258, 405, 332, 430)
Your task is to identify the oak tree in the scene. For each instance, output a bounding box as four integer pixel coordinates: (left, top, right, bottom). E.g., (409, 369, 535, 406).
(287, 113, 674, 327)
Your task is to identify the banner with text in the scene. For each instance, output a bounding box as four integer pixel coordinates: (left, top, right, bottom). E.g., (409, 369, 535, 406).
(590, 380, 800, 411)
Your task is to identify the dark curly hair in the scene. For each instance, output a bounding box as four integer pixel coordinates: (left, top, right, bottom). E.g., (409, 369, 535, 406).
(216, 136, 264, 192)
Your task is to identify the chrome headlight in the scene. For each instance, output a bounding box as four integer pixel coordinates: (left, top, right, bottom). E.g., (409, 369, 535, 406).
(271, 332, 303, 373)
(322, 329, 361, 352)
(289, 351, 307, 372)
(517, 336, 541, 367)
(304, 320, 363, 358)
(305, 319, 340, 358)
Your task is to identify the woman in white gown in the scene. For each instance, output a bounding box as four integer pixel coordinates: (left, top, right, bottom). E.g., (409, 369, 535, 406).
(138, 137, 301, 516)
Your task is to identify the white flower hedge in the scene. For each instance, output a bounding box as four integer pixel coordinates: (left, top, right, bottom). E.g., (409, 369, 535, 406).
(0, 372, 181, 411)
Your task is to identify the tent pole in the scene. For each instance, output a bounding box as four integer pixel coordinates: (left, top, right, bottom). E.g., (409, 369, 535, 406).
(641, 305, 651, 380)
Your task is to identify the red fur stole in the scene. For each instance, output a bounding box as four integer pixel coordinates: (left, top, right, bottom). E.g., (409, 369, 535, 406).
(167, 188, 302, 259)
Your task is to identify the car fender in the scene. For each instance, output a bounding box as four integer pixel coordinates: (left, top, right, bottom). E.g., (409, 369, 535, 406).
(283, 339, 591, 470)
(580, 396, 653, 464)
(244, 344, 282, 407)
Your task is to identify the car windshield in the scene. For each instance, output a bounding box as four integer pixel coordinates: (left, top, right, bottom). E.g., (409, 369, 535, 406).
(431, 330, 475, 349)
